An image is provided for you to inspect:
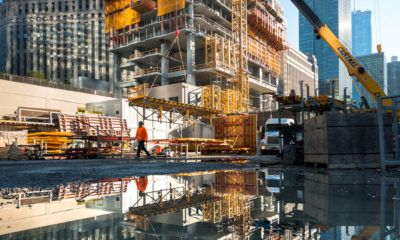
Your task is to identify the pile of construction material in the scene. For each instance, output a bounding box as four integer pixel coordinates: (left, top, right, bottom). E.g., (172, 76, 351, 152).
(59, 114, 129, 137)
(0, 130, 28, 147)
(0, 144, 27, 160)
(28, 132, 74, 154)
(202, 114, 257, 154)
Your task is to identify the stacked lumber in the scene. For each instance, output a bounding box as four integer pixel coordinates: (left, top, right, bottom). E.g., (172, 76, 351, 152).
(28, 132, 74, 154)
(59, 114, 129, 137)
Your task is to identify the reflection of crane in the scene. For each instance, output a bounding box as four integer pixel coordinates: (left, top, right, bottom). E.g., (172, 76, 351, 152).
(291, 0, 390, 108)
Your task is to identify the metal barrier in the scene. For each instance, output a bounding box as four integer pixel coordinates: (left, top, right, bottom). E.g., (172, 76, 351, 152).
(377, 95, 400, 169)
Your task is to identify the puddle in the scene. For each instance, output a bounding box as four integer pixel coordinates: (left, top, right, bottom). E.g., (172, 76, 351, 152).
(0, 167, 399, 239)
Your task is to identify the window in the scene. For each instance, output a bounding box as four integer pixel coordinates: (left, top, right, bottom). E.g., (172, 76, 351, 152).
(169, 97, 179, 102)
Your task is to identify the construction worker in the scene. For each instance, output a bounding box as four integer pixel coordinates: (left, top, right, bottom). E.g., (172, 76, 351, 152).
(135, 121, 151, 158)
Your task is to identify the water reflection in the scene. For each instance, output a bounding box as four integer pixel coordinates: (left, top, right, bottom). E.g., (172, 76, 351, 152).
(1, 168, 400, 239)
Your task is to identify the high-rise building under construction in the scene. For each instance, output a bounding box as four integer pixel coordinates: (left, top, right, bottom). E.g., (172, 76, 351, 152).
(105, 0, 286, 112)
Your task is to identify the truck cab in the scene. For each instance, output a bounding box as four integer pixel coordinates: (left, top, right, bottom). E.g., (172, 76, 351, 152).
(260, 118, 295, 152)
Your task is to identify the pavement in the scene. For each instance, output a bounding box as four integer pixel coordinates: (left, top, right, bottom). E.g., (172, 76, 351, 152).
(0, 159, 258, 188)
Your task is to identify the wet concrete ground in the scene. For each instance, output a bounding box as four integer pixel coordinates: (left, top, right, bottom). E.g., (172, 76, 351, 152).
(0, 159, 257, 188)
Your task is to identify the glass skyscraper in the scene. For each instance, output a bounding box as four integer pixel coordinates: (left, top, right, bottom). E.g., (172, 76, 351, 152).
(299, 0, 352, 97)
(352, 10, 372, 56)
(388, 57, 400, 95)
(353, 53, 386, 108)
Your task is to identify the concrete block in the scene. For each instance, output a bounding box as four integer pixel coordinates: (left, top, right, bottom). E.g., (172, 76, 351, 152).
(304, 112, 394, 169)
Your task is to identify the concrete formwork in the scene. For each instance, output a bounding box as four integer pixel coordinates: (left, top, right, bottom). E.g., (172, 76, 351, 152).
(304, 112, 392, 169)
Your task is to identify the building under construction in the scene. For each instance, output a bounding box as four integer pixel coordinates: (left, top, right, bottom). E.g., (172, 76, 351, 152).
(105, 0, 286, 112)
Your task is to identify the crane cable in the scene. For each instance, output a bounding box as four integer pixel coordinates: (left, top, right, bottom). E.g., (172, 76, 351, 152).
(373, 0, 382, 52)
(148, 0, 186, 95)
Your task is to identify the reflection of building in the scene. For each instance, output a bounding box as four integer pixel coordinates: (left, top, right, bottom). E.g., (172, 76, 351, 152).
(304, 171, 400, 240)
(0, 197, 113, 236)
(127, 171, 260, 239)
(281, 47, 319, 96)
(299, 0, 352, 97)
(2, 214, 122, 239)
(0, 171, 261, 239)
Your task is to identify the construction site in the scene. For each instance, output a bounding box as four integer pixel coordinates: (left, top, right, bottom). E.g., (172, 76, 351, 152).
(1, 0, 400, 239)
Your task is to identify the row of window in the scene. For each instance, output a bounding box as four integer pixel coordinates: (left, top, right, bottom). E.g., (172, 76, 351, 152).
(10, 54, 112, 82)
(17, 1, 104, 15)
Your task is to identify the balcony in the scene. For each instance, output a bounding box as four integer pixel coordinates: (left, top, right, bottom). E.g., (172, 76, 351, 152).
(248, 75, 277, 94)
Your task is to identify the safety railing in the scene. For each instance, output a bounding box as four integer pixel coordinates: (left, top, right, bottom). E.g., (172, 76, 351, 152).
(377, 95, 400, 169)
(193, 15, 232, 37)
(129, 48, 161, 60)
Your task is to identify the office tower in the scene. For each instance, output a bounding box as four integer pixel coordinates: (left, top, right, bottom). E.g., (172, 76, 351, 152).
(388, 56, 400, 95)
(299, 0, 352, 97)
(282, 46, 318, 97)
(352, 10, 372, 56)
(354, 53, 386, 108)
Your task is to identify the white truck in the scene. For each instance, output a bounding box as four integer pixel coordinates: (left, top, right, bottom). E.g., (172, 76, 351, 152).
(260, 118, 295, 152)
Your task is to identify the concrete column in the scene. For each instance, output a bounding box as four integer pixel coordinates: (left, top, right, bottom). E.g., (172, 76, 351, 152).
(161, 41, 169, 85)
(111, 52, 121, 94)
(5, 26, 12, 73)
(186, 1, 195, 85)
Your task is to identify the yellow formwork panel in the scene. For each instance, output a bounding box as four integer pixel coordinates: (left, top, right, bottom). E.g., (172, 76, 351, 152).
(106, 8, 140, 33)
(105, 0, 131, 15)
(157, 0, 185, 16)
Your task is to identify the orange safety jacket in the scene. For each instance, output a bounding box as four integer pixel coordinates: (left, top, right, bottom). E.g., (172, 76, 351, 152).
(135, 126, 148, 141)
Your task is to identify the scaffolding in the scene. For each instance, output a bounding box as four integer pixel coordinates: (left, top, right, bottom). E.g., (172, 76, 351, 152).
(247, 0, 286, 77)
(106, 0, 286, 114)
(205, 35, 236, 76)
(232, 0, 249, 113)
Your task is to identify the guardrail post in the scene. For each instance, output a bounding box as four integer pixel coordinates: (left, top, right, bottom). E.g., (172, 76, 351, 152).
(377, 95, 386, 169)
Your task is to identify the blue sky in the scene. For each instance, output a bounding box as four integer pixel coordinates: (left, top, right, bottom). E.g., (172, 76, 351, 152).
(281, 0, 400, 60)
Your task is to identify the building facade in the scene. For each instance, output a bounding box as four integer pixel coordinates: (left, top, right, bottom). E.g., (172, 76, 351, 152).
(353, 53, 386, 108)
(352, 10, 372, 56)
(299, 0, 352, 97)
(388, 56, 400, 96)
(105, 0, 286, 112)
(281, 47, 318, 97)
(0, 0, 115, 92)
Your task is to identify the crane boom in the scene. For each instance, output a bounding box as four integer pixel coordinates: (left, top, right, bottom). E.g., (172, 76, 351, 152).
(291, 0, 390, 106)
